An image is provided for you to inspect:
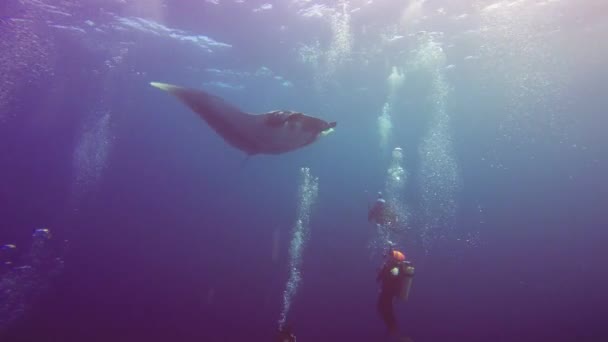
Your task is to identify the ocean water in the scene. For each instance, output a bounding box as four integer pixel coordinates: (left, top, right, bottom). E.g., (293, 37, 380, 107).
(0, 0, 607, 341)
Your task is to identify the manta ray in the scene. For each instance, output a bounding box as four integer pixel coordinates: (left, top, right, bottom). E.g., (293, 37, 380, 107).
(150, 82, 336, 155)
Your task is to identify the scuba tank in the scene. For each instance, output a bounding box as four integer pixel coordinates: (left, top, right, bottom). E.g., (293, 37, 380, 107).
(399, 261, 415, 301)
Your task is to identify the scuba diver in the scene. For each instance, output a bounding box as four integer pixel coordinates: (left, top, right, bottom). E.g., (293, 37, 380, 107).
(276, 325, 296, 342)
(368, 192, 399, 229)
(376, 248, 415, 336)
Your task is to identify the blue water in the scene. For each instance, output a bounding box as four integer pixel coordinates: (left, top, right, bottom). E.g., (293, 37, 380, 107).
(1, 0, 607, 341)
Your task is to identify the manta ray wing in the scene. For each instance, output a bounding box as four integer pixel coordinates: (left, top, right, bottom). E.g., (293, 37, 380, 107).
(151, 82, 261, 154)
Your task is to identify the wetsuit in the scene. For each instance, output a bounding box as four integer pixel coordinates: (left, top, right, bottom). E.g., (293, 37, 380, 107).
(368, 199, 398, 227)
(376, 260, 410, 333)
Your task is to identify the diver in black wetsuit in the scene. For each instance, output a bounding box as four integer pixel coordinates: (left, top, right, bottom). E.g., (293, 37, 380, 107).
(368, 192, 399, 229)
(376, 249, 414, 336)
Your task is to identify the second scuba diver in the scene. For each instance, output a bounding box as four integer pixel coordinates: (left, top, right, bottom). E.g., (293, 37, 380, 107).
(368, 192, 399, 230)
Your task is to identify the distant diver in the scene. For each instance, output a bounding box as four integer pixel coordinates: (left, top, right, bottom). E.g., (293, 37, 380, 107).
(377, 248, 415, 337)
(1, 244, 17, 266)
(276, 324, 296, 342)
(368, 192, 399, 229)
(150, 82, 336, 156)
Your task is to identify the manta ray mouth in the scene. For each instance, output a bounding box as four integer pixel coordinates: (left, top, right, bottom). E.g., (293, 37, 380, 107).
(320, 121, 337, 136)
(320, 128, 335, 136)
(319, 121, 338, 136)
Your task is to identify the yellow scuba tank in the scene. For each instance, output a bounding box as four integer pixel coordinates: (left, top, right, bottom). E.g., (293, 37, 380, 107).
(399, 262, 415, 301)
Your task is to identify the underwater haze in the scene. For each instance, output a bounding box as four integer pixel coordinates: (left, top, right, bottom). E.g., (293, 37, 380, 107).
(1, 0, 607, 341)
